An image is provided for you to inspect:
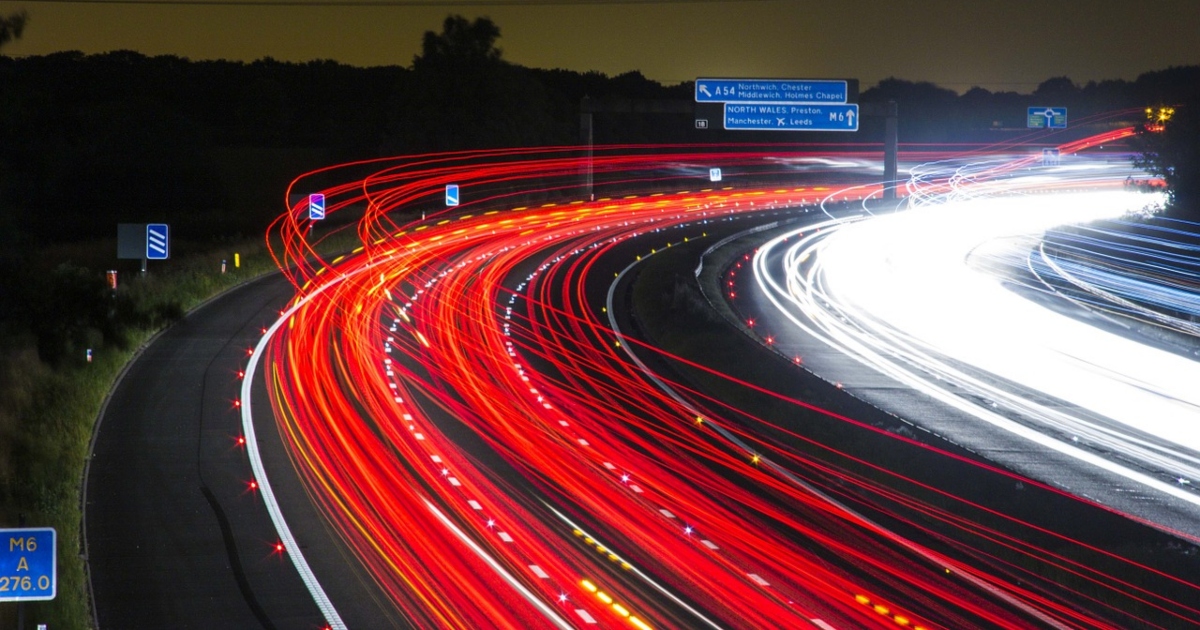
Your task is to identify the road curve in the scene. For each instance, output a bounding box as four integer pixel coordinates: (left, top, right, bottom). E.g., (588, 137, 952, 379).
(85, 272, 399, 629)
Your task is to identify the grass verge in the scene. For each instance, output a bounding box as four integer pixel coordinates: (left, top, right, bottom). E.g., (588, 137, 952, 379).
(0, 226, 359, 628)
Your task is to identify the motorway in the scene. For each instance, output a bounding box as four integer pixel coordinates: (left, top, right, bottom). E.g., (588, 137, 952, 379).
(87, 139, 1200, 628)
(741, 152, 1200, 535)
(86, 273, 327, 627)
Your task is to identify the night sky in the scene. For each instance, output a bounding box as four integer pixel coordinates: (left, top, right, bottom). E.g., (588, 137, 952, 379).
(3, 0, 1200, 92)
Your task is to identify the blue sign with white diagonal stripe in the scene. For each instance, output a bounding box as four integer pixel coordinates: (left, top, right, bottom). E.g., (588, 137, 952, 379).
(445, 184, 460, 207)
(146, 223, 169, 260)
(308, 193, 326, 220)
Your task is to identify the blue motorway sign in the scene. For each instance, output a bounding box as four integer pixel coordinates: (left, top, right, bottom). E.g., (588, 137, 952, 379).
(445, 184, 460, 207)
(0, 528, 56, 602)
(696, 78, 848, 104)
(724, 103, 859, 132)
(1028, 106, 1068, 129)
(308, 193, 326, 221)
(146, 223, 169, 260)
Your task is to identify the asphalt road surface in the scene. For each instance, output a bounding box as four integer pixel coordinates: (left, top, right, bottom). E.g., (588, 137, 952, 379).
(85, 272, 397, 629)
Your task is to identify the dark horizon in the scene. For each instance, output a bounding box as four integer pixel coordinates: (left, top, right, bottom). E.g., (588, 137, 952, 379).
(4, 0, 1200, 93)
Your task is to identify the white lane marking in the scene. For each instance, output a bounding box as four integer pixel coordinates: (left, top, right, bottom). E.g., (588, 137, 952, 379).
(243, 288, 346, 629)
(424, 498, 574, 629)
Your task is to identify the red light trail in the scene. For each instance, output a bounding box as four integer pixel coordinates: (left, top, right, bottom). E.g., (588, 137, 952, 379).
(243, 138, 1198, 629)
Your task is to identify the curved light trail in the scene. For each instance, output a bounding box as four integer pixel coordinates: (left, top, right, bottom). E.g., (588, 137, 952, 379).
(751, 141, 1200, 518)
(241, 138, 1200, 629)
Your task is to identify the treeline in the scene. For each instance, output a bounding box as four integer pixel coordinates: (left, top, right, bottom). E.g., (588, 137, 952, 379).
(859, 68, 1200, 141)
(0, 20, 700, 245)
(3, 16, 1200, 244)
(1, 16, 1198, 625)
(1, 15, 1200, 364)
(0, 15, 696, 372)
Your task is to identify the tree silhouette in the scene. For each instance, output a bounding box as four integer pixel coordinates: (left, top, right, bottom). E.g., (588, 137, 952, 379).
(1135, 104, 1200, 219)
(414, 15, 503, 70)
(0, 10, 28, 52)
(1033, 76, 1078, 101)
(861, 78, 960, 141)
(394, 15, 568, 151)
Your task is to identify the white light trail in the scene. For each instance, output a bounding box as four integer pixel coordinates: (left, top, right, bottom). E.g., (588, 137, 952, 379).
(753, 162, 1200, 513)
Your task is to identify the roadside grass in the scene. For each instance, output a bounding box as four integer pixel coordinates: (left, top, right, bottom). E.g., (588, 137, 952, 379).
(0, 225, 360, 628)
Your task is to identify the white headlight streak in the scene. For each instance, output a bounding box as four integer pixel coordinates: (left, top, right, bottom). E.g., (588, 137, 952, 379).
(752, 160, 1200, 510)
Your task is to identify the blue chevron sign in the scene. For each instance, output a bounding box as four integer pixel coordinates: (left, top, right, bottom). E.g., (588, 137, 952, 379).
(308, 193, 326, 220)
(146, 224, 169, 260)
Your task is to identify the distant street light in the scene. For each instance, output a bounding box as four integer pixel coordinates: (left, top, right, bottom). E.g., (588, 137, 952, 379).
(1145, 106, 1176, 132)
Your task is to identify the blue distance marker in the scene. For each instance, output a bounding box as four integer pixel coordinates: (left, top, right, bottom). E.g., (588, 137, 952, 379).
(0, 528, 56, 602)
